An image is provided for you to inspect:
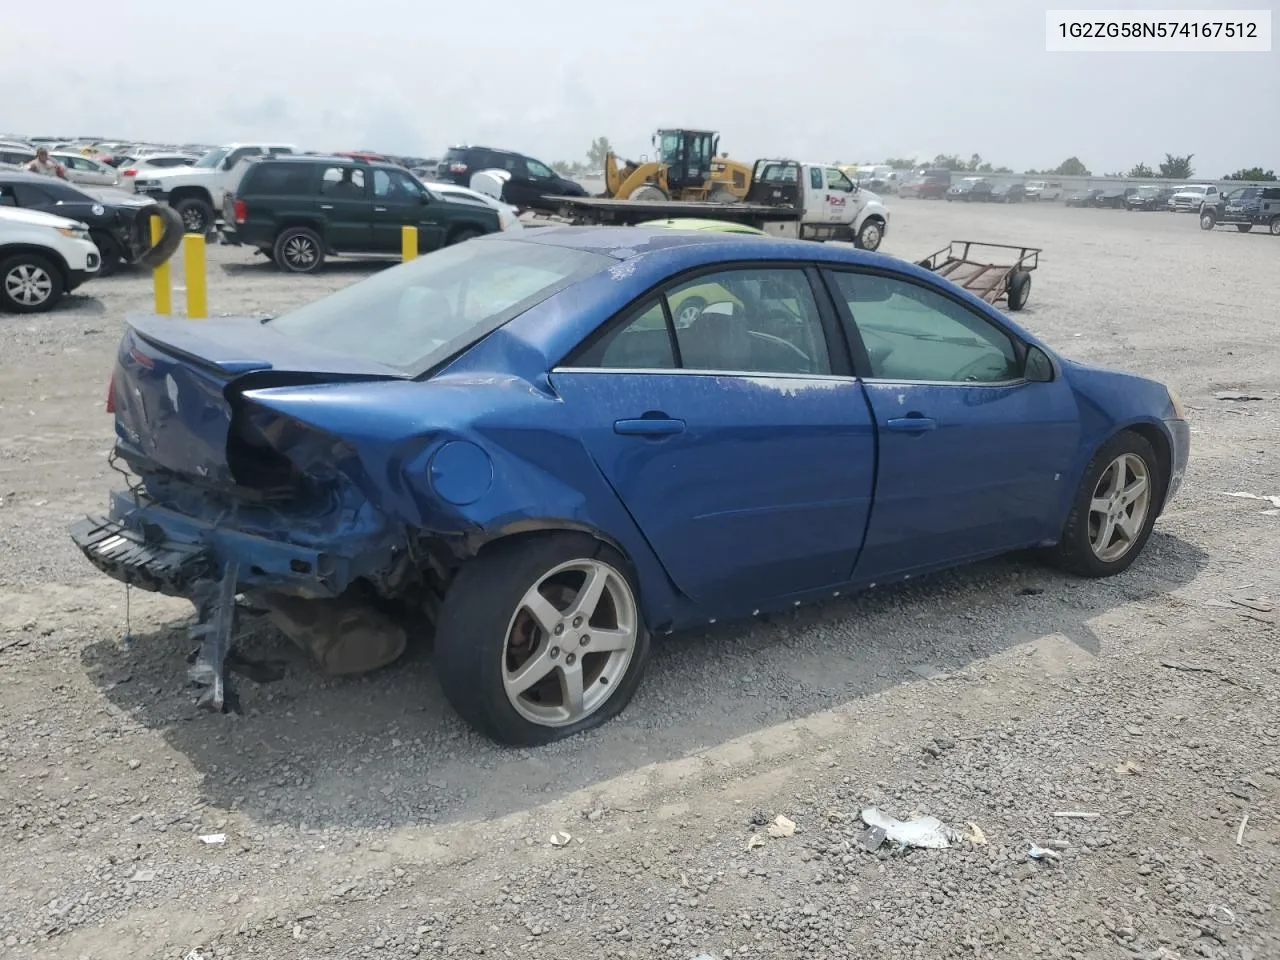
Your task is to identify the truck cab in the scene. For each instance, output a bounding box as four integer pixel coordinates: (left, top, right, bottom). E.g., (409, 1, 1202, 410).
(746, 160, 889, 250)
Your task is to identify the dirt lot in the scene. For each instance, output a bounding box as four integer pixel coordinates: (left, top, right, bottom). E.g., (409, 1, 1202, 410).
(2, 202, 1277, 960)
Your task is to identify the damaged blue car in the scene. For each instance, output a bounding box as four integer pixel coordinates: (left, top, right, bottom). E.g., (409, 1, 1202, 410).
(72, 227, 1189, 745)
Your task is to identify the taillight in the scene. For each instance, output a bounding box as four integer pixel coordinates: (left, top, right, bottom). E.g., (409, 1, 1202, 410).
(449, 162, 467, 173)
(123, 168, 137, 176)
(233, 199, 247, 224)
(106, 373, 116, 413)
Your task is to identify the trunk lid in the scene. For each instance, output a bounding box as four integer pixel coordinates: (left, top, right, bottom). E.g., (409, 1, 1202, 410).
(112, 314, 404, 488)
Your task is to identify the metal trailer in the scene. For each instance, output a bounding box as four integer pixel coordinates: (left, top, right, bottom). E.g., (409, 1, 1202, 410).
(547, 194, 804, 230)
(916, 240, 1041, 311)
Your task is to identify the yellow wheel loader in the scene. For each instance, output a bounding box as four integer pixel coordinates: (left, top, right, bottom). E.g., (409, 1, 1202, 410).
(603, 129, 751, 203)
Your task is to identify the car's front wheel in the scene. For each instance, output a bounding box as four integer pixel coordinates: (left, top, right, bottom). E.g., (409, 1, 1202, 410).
(1048, 431, 1161, 578)
(0, 253, 63, 313)
(434, 533, 651, 746)
(855, 217, 883, 251)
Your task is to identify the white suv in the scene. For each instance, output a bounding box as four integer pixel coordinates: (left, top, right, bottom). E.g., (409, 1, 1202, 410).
(0, 206, 101, 312)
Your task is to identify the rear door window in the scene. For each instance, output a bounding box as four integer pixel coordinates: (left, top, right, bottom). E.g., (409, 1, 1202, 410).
(246, 163, 314, 196)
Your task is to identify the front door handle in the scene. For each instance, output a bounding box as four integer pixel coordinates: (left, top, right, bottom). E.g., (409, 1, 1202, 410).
(374, 206, 387, 212)
(885, 416, 938, 433)
(614, 417, 686, 436)
(319, 204, 334, 210)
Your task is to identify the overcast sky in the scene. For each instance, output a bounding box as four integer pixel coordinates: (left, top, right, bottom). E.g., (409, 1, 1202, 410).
(3, 0, 1275, 176)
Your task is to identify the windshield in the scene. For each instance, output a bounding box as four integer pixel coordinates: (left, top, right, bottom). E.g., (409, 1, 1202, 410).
(1137, 186, 1159, 196)
(193, 147, 229, 169)
(267, 239, 611, 375)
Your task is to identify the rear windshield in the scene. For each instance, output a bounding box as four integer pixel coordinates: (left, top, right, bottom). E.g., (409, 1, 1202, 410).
(267, 239, 612, 375)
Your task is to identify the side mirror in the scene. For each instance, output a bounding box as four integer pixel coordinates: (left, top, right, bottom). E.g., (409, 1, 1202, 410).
(420, 192, 431, 204)
(1024, 345, 1054, 383)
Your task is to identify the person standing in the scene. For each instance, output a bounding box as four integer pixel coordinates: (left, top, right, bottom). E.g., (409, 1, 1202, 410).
(27, 148, 68, 180)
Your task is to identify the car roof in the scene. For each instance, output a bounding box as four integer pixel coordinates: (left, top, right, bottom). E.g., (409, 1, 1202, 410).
(498, 225, 894, 267)
(252, 154, 404, 171)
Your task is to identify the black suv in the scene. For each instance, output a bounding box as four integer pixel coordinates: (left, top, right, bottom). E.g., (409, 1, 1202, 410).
(0, 171, 177, 275)
(222, 156, 502, 273)
(436, 146, 586, 213)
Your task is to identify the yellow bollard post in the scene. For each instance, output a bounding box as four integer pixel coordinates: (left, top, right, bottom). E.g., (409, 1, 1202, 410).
(183, 234, 208, 319)
(151, 215, 171, 315)
(401, 224, 418, 262)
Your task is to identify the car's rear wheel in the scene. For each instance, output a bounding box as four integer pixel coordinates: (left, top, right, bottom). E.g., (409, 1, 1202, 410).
(1270, 216, 1280, 236)
(1047, 431, 1161, 578)
(433, 533, 651, 746)
(0, 253, 63, 313)
(273, 227, 325, 273)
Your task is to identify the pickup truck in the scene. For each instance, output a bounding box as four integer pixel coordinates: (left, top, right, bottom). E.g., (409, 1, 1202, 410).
(133, 142, 296, 234)
(1198, 185, 1280, 234)
(550, 159, 890, 251)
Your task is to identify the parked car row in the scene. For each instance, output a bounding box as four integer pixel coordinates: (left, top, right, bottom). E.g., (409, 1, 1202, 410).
(945, 177, 1027, 203)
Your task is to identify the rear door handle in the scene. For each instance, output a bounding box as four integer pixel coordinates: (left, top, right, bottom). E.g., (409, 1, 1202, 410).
(319, 204, 334, 210)
(614, 417, 685, 436)
(374, 206, 387, 212)
(885, 416, 937, 433)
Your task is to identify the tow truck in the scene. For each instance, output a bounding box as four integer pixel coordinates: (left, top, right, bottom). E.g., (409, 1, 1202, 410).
(549, 159, 890, 251)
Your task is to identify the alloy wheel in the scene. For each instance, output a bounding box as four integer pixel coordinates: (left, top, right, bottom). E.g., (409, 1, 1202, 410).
(4, 263, 53, 307)
(501, 558, 638, 727)
(1088, 453, 1151, 562)
(284, 236, 318, 269)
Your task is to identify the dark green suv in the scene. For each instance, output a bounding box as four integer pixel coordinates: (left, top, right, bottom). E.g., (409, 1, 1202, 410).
(222, 156, 501, 273)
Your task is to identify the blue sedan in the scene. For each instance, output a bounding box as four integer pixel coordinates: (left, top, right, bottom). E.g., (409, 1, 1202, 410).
(72, 227, 1189, 744)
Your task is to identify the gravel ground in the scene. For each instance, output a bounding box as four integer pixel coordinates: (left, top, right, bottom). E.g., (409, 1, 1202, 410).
(1, 201, 1277, 960)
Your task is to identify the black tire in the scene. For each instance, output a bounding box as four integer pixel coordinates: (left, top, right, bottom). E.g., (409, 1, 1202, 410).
(1046, 431, 1161, 579)
(1006, 270, 1031, 311)
(272, 227, 325, 273)
(0, 253, 64, 313)
(90, 231, 124, 277)
(1236, 223, 1252, 233)
(134, 204, 184, 270)
(433, 532, 652, 746)
(1199, 211, 1216, 231)
(854, 217, 884, 251)
(1270, 216, 1280, 236)
(448, 227, 483, 246)
(174, 196, 215, 235)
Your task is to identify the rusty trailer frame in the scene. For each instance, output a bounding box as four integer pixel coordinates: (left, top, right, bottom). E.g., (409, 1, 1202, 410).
(917, 240, 1041, 311)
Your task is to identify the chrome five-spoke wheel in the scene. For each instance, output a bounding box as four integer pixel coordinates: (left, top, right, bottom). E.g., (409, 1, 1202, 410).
(1088, 453, 1150, 562)
(503, 558, 638, 727)
(433, 534, 651, 746)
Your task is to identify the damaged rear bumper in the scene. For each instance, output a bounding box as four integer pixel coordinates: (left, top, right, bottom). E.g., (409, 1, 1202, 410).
(70, 490, 363, 600)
